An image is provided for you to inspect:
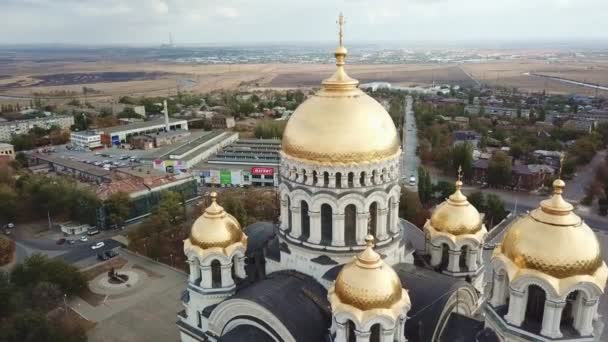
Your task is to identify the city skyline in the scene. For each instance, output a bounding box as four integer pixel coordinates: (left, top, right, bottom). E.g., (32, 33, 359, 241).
(2, 0, 608, 45)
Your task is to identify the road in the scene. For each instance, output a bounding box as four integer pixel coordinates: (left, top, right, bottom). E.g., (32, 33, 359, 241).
(565, 150, 606, 202)
(401, 95, 420, 188)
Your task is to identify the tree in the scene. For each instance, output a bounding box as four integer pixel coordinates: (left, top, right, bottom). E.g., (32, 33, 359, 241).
(399, 188, 429, 228)
(485, 194, 507, 227)
(105, 192, 132, 227)
(71, 112, 89, 131)
(222, 197, 248, 227)
(433, 181, 455, 201)
(417, 166, 432, 205)
(467, 191, 485, 212)
(487, 151, 512, 187)
(30, 281, 61, 311)
(10, 254, 87, 296)
(0, 184, 18, 224)
(254, 120, 286, 139)
(452, 143, 474, 179)
(154, 191, 184, 224)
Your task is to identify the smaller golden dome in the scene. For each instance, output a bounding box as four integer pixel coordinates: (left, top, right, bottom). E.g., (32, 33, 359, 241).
(334, 235, 403, 310)
(500, 179, 603, 278)
(430, 178, 482, 235)
(189, 192, 245, 249)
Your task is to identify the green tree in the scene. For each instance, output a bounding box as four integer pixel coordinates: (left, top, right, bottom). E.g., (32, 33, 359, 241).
(399, 188, 429, 228)
(105, 192, 132, 227)
(485, 194, 507, 227)
(222, 197, 248, 226)
(452, 143, 474, 179)
(154, 191, 184, 224)
(10, 254, 87, 296)
(433, 181, 455, 200)
(467, 191, 485, 212)
(0, 184, 18, 223)
(487, 151, 512, 187)
(417, 166, 432, 204)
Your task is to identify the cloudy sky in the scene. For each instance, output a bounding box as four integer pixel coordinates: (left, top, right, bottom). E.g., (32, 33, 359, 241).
(2, 0, 607, 45)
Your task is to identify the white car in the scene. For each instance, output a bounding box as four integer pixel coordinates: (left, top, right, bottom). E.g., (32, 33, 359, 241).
(91, 242, 105, 250)
(408, 175, 416, 186)
(79, 236, 88, 242)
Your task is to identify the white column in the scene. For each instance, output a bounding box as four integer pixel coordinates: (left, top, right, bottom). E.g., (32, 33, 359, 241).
(188, 259, 200, 283)
(368, 173, 374, 186)
(395, 315, 406, 342)
(295, 169, 303, 183)
(578, 298, 598, 336)
(541, 300, 564, 338)
(220, 264, 233, 288)
(381, 327, 395, 342)
(373, 171, 381, 184)
(280, 199, 288, 230)
(305, 168, 314, 186)
(333, 213, 345, 246)
(335, 322, 347, 342)
(430, 244, 442, 267)
(505, 288, 526, 326)
(200, 265, 212, 288)
(290, 206, 301, 238)
(289, 169, 297, 181)
(340, 174, 347, 188)
(377, 208, 388, 240)
(390, 202, 400, 233)
(236, 256, 246, 278)
(329, 173, 336, 188)
(490, 273, 506, 307)
(467, 249, 478, 272)
(447, 250, 461, 273)
(355, 329, 371, 342)
(309, 211, 321, 244)
(354, 172, 361, 188)
(356, 212, 369, 244)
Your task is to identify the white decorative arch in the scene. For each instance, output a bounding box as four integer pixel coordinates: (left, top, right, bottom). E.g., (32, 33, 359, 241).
(511, 274, 559, 300)
(561, 281, 603, 301)
(430, 235, 457, 251)
(310, 193, 339, 212)
(337, 193, 366, 213)
(365, 191, 388, 209)
(208, 298, 296, 342)
(290, 189, 311, 206)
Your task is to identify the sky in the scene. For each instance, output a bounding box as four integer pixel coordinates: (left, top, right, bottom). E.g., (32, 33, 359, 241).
(2, 0, 608, 45)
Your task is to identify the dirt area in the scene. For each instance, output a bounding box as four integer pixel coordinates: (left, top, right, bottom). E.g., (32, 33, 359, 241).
(0, 71, 171, 90)
(131, 263, 163, 279)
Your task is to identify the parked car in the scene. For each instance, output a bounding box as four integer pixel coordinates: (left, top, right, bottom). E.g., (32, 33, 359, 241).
(408, 175, 416, 186)
(91, 242, 105, 250)
(87, 229, 100, 236)
(4, 230, 11, 235)
(67, 239, 76, 245)
(97, 253, 108, 261)
(6, 223, 14, 229)
(120, 155, 130, 160)
(79, 236, 88, 242)
(56, 238, 66, 245)
(105, 250, 118, 259)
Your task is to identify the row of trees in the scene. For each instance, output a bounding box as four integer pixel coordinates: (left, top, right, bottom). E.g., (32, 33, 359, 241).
(0, 254, 88, 342)
(10, 125, 70, 151)
(253, 120, 286, 139)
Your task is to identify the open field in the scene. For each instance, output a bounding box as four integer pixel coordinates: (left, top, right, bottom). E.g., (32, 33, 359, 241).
(1, 58, 608, 103)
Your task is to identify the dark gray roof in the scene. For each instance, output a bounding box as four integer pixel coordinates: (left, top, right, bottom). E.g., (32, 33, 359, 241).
(220, 325, 274, 342)
(439, 312, 485, 342)
(231, 271, 331, 342)
(244, 222, 276, 256)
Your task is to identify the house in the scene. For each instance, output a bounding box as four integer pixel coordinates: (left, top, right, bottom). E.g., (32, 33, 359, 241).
(563, 119, 595, 133)
(452, 130, 481, 148)
(512, 164, 554, 191)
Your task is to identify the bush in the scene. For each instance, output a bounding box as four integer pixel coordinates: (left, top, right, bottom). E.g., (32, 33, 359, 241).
(0, 236, 15, 266)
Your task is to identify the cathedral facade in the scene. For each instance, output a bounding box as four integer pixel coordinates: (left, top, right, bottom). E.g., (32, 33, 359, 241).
(176, 15, 607, 342)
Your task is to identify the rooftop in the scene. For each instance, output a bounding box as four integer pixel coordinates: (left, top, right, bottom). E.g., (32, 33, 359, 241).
(34, 154, 111, 178)
(103, 117, 188, 134)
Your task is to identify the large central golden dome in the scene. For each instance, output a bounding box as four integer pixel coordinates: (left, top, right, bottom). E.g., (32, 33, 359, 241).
(500, 179, 603, 278)
(281, 39, 400, 165)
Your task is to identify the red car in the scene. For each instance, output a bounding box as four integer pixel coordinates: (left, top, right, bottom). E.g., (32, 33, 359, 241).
(56, 238, 66, 245)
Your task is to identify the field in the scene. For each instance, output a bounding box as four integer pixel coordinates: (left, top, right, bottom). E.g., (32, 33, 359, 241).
(1, 56, 608, 104)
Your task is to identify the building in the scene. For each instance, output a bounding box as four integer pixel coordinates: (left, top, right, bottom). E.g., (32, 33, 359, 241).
(59, 222, 92, 235)
(100, 117, 188, 146)
(211, 114, 235, 129)
(131, 130, 191, 150)
(176, 19, 606, 342)
(0, 115, 74, 142)
(512, 164, 555, 191)
(70, 131, 102, 150)
(563, 119, 595, 133)
(452, 130, 481, 148)
(31, 154, 111, 184)
(195, 139, 281, 187)
(0, 143, 15, 160)
(465, 105, 530, 119)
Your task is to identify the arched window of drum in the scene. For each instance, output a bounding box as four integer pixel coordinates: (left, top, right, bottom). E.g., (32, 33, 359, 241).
(321, 204, 333, 243)
(387, 197, 392, 232)
(335, 172, 342, 188)
(370, 324, 381, 342)
(524, 285, 546, 327)
(312, 170, 318, 185)
(359, 172, 366, 187)
(302, 169, 307, 183)
(348, 172, 355, 187)
(369, 202, 378, 238)
(459, 245, 469, 272)
(287, 197, 292, 230)
(323, 172, 330, 187)
(211, 260, 222, 288)
(561, 290, 583, 334)
(346, 320, 356, 342)
(301, 201, 310, 239)
(344, 204, 357, 245)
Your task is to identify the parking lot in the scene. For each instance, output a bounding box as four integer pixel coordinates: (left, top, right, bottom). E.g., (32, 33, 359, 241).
(37, 144, 149, 171)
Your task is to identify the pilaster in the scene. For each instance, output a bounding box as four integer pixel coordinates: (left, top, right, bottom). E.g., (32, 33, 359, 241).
(333, 214, 345, 246)
(309, 211, 322, 244)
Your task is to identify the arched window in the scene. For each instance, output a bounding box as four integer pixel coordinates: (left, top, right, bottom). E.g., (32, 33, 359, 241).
(524, 285, 546, 327)
(347, 320, 356, 342)
(460, 245, 469, 272)
(348, 172, 354, 187)
(360, 172, 366, 186)
(387, 197, 393, 233)
(561, 291, 581, 333)
(323, 172, 330, 187)
(321, 204, 333, 243)
(231, 257, 237, 280)
(335, 173, 342, 188)
(440, 244, 449, 271)
(369, 202, 378, 238)
(313, 170, 318, 186)
(211, 260, 222, 288)
(302, 169, 307, 183)
(345, 204, 357, 245)
(301, 201, 310, 240)
(371, 170, 377, 184)
(370, 324, 381, 342)
(381, 168, 387, 182)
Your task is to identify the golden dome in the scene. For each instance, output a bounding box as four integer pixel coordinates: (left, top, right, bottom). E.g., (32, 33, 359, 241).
(189, 192, 246, 249)
(500, 179, 603, 278)
(281, 25, 400, 166)
(430, 178, 483, 235)
(334, 235, 403, 310)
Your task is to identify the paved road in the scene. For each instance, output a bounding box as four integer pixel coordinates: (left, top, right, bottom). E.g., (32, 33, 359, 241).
(56, 239, 123, 264)
(401, 95, 420, 187)
(565, 150, 606, 202)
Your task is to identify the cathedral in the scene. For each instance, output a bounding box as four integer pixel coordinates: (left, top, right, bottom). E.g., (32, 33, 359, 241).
(176, 15, 607, 342)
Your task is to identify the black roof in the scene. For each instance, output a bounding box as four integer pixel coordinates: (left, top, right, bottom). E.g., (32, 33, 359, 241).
(439, 312, 485, 342)
(220, 325, 274, 342)
(231, 270, 331, 342)
(244, 222, 276, 256)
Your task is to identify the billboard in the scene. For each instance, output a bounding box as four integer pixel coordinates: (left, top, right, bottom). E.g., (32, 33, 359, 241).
(251, 167, 274, 176)
(220, 169, 231, 185)
(209, 170, 220, 184)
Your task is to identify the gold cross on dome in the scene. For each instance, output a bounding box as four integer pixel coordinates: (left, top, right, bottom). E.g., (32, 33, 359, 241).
(457, 165, 463, 181)
(337, 12, 345, 47)
(558, 153, 565, 179)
